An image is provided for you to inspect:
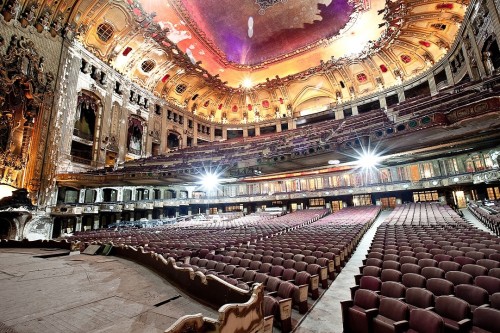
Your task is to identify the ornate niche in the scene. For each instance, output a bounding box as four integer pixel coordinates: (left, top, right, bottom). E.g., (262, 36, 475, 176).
(0, 35, 54, 190)
(127, 116, 145, 156)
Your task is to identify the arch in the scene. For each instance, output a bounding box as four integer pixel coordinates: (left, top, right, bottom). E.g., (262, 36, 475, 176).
(0, 216, 18, 239)
(127, 116, 145, 155)
(74, 92, 101, 141)
(481, 34, 500, 73)
(57, 186, 80, 204)
(291, 85, 336, 111)
(167, 130, 181, 150)
(164, 189, 176, 199)
(102, 188, 118, 202)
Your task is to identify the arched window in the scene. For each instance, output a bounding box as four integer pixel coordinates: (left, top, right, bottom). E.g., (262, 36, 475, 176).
(74, 94, 98, 141)
(141, 60, 155, 73)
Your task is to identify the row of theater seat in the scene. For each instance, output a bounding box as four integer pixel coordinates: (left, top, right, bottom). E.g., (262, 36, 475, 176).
(468, 201, 500, 235)
(342, 289, 500, 333)
(342, 203, 500, 332)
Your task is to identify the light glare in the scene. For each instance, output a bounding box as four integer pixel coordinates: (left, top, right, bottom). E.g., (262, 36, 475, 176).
(356, 151, 381, 169)
(242, 77, 253, 89)
(200, 172, 220, 190)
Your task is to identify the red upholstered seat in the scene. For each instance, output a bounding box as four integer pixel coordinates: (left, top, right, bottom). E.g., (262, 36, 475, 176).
(402, 273, 426, 288)
(438, 261, 461, 273)
(421, 267, 445, 279)
(406, 308, 444, 333)
(404, 287, 434, 311)
(474, 276, 500, 296)
(445, 270, 473, 286)
(471, 307, 500, 333)
(455, 284, 489, 312)
(341, 289, 380, 333)
(372, 298, 409, 333)
(426, 278, 454, 296)
(434, 295, 471, 332)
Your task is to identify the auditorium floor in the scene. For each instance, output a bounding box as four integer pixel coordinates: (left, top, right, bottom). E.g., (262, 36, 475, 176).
(294, 209, 392, 333)
(0, 249, 217, 333)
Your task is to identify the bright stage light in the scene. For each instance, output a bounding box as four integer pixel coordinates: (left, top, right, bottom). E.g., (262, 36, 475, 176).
(200, 172, 220, 190)
(356, 151, 381, 169)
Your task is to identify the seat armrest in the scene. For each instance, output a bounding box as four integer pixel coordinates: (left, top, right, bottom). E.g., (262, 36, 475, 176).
(266, 291, 278, 297)
(424, 306, 435, 311)
(358, 265, 366, 274)
(457, 318, 472, 332)
(393, 320, 409, 333)
(365, 308, 378, 318)
(350, 285, 360, 299)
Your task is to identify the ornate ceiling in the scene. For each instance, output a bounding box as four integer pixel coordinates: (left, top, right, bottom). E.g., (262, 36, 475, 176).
(15, 0, 468, 122)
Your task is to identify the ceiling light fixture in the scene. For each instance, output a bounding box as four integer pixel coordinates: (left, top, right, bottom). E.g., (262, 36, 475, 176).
(248, 16, 254, 38)
(242, 77, 253, 89)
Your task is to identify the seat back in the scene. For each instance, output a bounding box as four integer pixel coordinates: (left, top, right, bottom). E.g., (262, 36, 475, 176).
(402, 273, 426, 288)
(435, 295, 470, 322)
(472, 307, 500, 332)
(438, 261, 460, 273)
(380, 281, 406, 299)
(445, 270, 473, 285)
(378, 298, 409, 322)
(421, 267, 445, 279)
(475, 276, 500, 295)
(426, 278, 454, 296)
(455, 284, 489, 308)
(405, 287, 434, 309)
(408, 308, 444, 332)
(353, 289, 380, 309)
(462, 264, 488, 278)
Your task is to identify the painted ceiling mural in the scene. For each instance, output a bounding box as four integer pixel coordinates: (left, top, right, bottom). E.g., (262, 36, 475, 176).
(2, 0, 468, 123)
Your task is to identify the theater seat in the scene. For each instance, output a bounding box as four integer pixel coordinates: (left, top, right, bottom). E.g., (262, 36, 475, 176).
(454, 284, 489, 312)
(406, 308, 444, 333)
(434, 295, 471, 332)
(404, 287, 434, 311)
(372, 298, 409, 333)
(470, 307, 500, 333)
(474, 276, 500, 296)
(341, 289, 380, 333)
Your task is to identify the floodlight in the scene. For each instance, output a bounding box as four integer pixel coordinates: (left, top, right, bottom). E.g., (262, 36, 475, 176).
(200, 172, 220, 190)
(356, 151, 381, 169)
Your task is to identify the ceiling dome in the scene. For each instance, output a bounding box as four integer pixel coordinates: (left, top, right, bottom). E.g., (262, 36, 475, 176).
(77, 0, 468, 121)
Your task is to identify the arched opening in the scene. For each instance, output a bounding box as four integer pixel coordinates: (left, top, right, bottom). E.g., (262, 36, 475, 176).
(154, 189, 161, 200)
(102, 188, 117, 202)
(123, 189, 132, 201)
(164, 189, 176, 199)
(127, 117, 144, 155)
(167, 131, 181, 150)
(52, 217, 76, 238)
(84, 189, 97, 203)
(73, 94, 97, 140)
(71, 93, 99, 165)
(57, 187, 80, 204)
(482, 36, 500, 73)
(0, 217, 17, 239)
(136, 188, 149, 201)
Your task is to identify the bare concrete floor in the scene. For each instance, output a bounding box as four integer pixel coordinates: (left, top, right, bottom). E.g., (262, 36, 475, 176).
(0, 248, 217, 333)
